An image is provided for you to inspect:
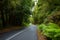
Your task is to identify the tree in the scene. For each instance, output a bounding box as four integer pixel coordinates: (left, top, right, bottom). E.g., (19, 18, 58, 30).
(0, 0, 6, 28)
(0, 0, 33, 29)
(32, 0, 60, 24)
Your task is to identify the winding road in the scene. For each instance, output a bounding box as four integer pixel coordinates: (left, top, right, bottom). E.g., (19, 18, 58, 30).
(0, 25, 37, 40)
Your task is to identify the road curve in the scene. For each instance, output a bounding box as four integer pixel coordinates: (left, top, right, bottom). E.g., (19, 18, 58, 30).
(1, 25, 37, 40)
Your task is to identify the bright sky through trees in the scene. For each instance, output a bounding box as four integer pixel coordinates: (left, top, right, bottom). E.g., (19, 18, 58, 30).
(31, 0, 38, 11)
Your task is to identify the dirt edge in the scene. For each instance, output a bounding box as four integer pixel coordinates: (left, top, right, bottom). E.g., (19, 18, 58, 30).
(0, 26, 23, 33)
(37, 30, 47, 40)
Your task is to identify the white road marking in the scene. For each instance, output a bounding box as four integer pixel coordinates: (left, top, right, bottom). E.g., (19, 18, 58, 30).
(6, 28, 28, 40)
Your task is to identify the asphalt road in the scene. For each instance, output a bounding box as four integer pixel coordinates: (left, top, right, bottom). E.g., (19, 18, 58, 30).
(0, 25, 37, 40)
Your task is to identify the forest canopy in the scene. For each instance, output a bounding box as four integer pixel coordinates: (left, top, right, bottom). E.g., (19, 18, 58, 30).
(0, 0, 33, 29)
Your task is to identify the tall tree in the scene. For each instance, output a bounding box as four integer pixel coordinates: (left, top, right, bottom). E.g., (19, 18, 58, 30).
(32, 0, 60, 24)
(0, 0, 6, 27)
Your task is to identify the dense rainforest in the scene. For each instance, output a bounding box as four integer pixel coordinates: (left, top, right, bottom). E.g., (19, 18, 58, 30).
(0, 0, 34, 29)
(0, 0, 60, 40)
(32, 0, 60, 40)
(33, 0, 60, 25)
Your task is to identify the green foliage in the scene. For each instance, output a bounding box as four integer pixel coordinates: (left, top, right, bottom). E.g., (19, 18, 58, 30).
(46, 0, 60, 5)
(32, 0, 60, 24)
(0, 0, 34, 29)
(29, 15, 34, 23)
(33, 0, 51, 24)
(38, 23, 60, 40)
(47, 11, 60, 26)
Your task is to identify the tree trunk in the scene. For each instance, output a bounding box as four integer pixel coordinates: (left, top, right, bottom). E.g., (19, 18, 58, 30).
(0, 0, 6, 27)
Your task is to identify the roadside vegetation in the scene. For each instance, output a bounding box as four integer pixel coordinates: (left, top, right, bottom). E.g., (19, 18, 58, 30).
(0, 0, 60, 40)
(0, 0, 35, 33)
(32, 0, 60, 40)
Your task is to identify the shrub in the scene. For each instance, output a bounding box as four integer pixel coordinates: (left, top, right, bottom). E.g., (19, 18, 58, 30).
(38, 23, 60, 40)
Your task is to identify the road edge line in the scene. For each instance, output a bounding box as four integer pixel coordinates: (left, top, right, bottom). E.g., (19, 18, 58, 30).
(6, 28, 28, 40)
